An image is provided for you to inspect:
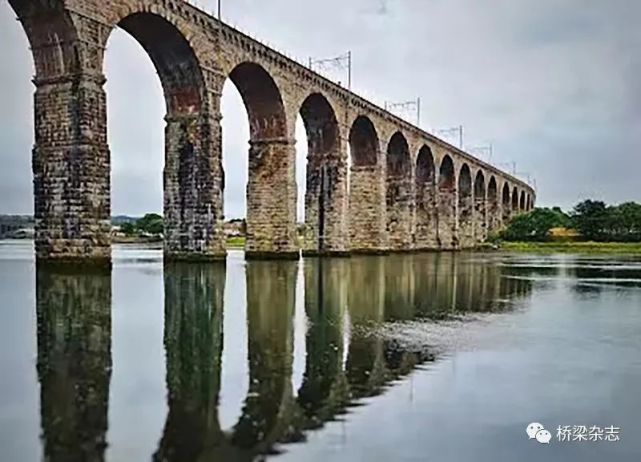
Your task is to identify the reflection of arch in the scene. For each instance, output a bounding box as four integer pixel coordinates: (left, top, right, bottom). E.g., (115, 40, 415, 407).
(415, 146, 438, 249)
(299, 93, 343, 254)
(346, 256, 388, 397)
(386, 132, 413, 250)
(502, 183, 512, 225)
(349, 116, 386, 252)
(487, 176, 499, 233)
(232, 261, 298, 452)
(458, 164, 474, 248)
(438, 156, 457, 249)
(228, 63, 298, 258)
(474, 170, 487, 244)
(298, 259, 349, 428)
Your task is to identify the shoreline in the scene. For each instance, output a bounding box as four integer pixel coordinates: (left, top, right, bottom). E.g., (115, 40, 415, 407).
(4, 238, 641, 255)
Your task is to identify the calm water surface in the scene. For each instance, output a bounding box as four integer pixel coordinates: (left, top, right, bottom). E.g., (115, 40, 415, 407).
(0, 240, 640, 461)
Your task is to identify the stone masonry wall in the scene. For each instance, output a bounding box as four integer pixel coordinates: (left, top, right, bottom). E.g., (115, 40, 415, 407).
(349, 165, 387, 252)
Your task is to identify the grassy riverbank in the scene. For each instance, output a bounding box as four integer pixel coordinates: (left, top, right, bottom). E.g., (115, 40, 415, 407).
(226, 237, 246, 249)
(499, 241, 641, 255)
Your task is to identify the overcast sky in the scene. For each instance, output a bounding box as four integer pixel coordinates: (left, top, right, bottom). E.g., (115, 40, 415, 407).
(1, 0, 639, 218)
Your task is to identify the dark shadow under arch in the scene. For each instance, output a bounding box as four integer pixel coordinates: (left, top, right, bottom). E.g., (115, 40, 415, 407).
(229, 62, 288, 140)
(349, 116, 378, 167)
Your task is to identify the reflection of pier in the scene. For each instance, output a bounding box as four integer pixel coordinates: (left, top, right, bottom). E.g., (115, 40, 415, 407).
(34, 254, 533, 460)
(36, 264, 112, 462)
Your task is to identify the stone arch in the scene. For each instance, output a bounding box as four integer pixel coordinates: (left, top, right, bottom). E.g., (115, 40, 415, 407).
(415, 146, 437, 250)
(8, 0, 79, 81)
(298, 93, 345, 254)
(458, 164, 474, 248)
(104, 11, 222, 260)
(502, 183, 512, 224)
(474, 170, 487, 244)
(9, 0, 226, 262)
(9, 0, 105, 261)
(229, 62, 288, 141)
(226, 62, 297, 257)
(386, 132, 412, 250)
(349, 116, 385, 252)
(519, 190, 526, 211)
(487, 176, 499, 233)
(438, 155, 457, 249)
(114, 12, 206, 114)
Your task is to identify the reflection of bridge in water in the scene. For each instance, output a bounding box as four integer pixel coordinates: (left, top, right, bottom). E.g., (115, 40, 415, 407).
(35, 254, 533, 461)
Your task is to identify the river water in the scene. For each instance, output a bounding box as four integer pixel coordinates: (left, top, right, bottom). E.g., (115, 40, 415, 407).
(0, 240, 640, 461)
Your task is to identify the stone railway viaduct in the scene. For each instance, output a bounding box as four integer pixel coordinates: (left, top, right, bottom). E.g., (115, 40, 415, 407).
(9, 0, 535, 263)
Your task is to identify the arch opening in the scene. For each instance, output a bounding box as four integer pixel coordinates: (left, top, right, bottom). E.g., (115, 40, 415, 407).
(117, 13, 204, 114)
(512, 187, 519, 215)
(437, 156, 456, 249)
(519, 190, 526, 212)
(348, 116, 384, 252)
(487, 176, 499, 233)
(225, 62, 297, 256)
(386, 132, 412, 250)
(107, 12, 221, 259)
(415, 146, 437, 249)
(298, 93, 344, 254)
(502, 183, 512, 225)
(0, 0, 37, 217)
(458, 165, 474, 248)
(474, 171, 487, 244)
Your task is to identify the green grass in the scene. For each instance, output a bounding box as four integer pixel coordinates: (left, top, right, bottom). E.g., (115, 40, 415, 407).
(500, 241, 641, 255)
(226, 237, 246, 249)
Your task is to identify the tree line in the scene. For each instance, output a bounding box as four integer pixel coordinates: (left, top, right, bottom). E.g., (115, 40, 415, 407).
(120, 213, 164, 237)
(500, 200, 641, 242)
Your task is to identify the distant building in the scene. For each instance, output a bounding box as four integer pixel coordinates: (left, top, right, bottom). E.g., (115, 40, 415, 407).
(224, 219, 246, 238)
(0, 216, 35, 239)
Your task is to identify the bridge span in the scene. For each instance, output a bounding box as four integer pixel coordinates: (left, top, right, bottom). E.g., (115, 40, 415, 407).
(8, 0, 535, 262)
